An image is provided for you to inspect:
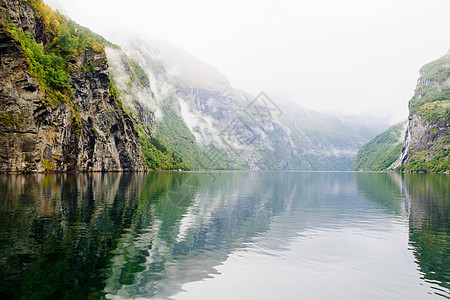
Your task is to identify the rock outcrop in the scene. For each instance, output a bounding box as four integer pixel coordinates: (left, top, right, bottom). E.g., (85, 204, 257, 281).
(0, 0, 147, 173)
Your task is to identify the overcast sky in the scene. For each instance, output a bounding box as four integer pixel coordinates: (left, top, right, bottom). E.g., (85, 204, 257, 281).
(45, 0, 450, 122)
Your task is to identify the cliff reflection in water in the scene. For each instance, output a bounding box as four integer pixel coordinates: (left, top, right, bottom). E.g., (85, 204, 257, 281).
(103, 171, 297, 299)
(356, 173, 450, 298)
(0, 173, 146, 299)
(406, 174, 450, 298)
(0, 171, 289, 300)
(1, 172, 449, 300)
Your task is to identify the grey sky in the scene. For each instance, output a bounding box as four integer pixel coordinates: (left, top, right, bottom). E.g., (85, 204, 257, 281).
(45, 0, 450, 122)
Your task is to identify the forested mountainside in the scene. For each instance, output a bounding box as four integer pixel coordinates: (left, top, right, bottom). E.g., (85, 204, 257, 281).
(355, 50, 450, 173)
(0, 0, 146, 173)
(108, 37, 385, 170)
(353, 121, 407, 171)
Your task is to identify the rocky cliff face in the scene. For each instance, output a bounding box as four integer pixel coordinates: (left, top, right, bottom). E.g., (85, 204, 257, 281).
(395, 50, 450, 172)
(0, 0, 147, 173)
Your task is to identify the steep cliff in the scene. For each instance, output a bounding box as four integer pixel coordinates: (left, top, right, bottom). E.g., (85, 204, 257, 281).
(356, 50, 450, 173)
(0, 0, 147, 173)
(395, 50, 450, 172)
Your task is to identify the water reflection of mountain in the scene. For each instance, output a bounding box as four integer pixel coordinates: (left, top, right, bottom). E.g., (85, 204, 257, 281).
(356, 173, 450, 298)
(0, 173, 146, 300)
(103, 172, 298, 299)
(1, 172, 448, 299)
(354, 173, 405, 216)
(405, 174, 450, 298)
(104, 171, 387, 300)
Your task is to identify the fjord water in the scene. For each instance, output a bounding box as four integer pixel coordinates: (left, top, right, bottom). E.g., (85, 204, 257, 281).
(0, 172, 448, 299)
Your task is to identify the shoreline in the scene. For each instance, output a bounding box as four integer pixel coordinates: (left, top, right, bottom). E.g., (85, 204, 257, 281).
(1, 169, 448, 175)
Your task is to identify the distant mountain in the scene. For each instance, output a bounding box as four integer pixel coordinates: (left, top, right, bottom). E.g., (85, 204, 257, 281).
(357, 50, 450, 173)
(333, 113, 396, 141)
(108, 36, 389, 170)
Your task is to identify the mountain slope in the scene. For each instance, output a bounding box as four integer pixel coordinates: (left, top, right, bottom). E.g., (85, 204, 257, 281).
(353, 121, 407, 171)
(106, 46, 190, 170)
(108, 36, 384, 170)
(0, 0, 146, 173)
(106, 43, 233, 170)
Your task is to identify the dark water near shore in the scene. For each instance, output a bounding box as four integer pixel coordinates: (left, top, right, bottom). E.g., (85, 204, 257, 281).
(0, 172, 448, 299)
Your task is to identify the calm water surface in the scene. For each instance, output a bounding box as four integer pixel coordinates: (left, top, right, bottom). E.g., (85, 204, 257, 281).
(0, 172, 448, 299)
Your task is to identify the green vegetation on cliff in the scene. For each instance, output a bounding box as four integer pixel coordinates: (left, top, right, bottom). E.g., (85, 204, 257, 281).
(156, 101, 243, 170)
(108, 52, 192, 171)
(156, 99, 214, 169)
(9, 28, 70, 99)
(398, 50, 450, 173)
(3, 0, 191, 171)
(396, 142, 450, 173)
(22, 0, 104, 53)
(4, 0, 105, 104)
(127, 59, 150, 88)
(410, 51, 450, 124)
(353, 121, 406, 171)
(137, 127, 190, 170)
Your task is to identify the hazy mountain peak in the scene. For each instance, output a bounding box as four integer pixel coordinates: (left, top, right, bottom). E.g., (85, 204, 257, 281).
(120, 35, 232, 92)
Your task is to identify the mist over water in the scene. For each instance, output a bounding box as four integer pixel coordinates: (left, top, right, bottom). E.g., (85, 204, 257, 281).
(0, 172, 448, 299)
